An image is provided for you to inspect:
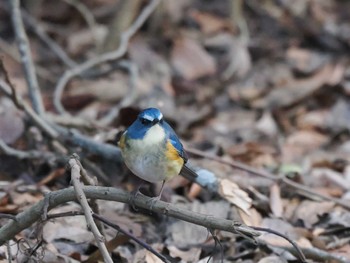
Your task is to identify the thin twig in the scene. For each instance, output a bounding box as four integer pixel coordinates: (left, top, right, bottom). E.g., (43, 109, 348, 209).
(0, 139, 56, 160)
(252, 226, 307, 263)
(62, 0, 99, 49)
(0, 61, 58, 140)
(0, 37, 55, 82)
(93, 213, 171, 263)
(68, 156, 113, 263)
(0, 213, 17, 221)
(8, 0, 45, 115)
(20, 8, 77, 68)
(187, 147, 350, 210)
(53, 0, 161, 115)
(6, 241, 12, 263)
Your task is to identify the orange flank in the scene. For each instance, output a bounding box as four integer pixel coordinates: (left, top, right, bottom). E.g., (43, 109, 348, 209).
(118, 133, 126, 149)
(165, 140, 184, 178)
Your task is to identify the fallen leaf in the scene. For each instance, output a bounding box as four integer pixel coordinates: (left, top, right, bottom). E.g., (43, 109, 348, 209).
(171, 37, 216, 80)
(286, 47, 328, 74)
(218, 178, 252, 215)
(270, 183, 283, 218)
(69, 72, 130, 102)
(281, 130, 329, 163)
(168, 246, 201, 262)
(189, 10, 230, 35)
(0, 98, 24, 144)
(68, 25, 107, 55)
(292, 200, 335, 227)
(258, 255, 286, 263)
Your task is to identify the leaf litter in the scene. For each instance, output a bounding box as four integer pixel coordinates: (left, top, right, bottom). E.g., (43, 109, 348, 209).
(2, 0, 350, 262)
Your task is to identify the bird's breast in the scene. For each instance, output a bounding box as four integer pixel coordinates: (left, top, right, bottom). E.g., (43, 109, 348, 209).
(120, 125, 183, 182)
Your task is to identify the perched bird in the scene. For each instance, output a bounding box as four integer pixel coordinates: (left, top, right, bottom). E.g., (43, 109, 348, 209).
(118, 108, 197, 199)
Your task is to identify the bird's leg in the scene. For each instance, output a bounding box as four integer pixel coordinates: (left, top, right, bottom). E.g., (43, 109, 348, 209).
(147, 180, 165, 211)
(129, 182, 144, 211)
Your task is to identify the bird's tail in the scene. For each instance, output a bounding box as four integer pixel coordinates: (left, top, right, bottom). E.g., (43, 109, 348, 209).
(180, 164, 198, 181)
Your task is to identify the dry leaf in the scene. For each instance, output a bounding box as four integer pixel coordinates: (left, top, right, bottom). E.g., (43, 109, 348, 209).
(171, 37, 216, 80)
(0, 98, 24, 144)
(292, 200, 335, 227)
(189, 10, 230, 35)
(239, 207, 262, 226)
(218, 178, 252, 215)
(168, 246, 201, 262)
(270, 183, 283, 217)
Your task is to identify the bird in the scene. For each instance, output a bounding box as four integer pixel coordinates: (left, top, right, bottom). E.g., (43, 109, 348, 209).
(118, 107, 197, 200)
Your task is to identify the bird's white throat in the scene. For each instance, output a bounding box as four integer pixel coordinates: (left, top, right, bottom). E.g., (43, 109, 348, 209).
(143, 124, 165, 146)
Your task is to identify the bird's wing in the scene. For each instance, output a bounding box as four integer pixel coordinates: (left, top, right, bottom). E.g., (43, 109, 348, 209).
(162, 120, 198, 178)
(162, 121, 188, 162)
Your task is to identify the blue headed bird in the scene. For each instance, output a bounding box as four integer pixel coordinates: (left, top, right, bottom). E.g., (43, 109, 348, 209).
(118, 108, 197, 199)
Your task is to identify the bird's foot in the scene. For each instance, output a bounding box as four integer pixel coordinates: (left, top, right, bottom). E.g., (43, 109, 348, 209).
(129, 187, 143, 211)
(146, 195, 161, 212)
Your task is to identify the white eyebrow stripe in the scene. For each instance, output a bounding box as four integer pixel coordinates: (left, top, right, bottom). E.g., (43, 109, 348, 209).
(142, 112, 163, 121)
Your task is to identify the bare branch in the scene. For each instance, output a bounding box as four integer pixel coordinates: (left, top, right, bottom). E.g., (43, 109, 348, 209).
(0, 186, 260, 246)
(62, 0, 99, 49)
(252, 226, 307, 263)
(20, 8, 77, 68)
(0, 62, 58, 139)
(187, 147, 350, 210)
(53, 0, 161, 115)
(0, 139, 56, 160)
(93, 213, 171, 263)
(8, 0, 45, 115)
(68, 156, 112, 263)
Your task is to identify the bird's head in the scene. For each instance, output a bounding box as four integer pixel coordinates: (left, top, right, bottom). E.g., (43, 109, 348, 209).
(126, 108, 165, 140)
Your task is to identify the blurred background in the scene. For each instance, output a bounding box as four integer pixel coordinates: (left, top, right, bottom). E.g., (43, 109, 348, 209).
(1, 0, 350, 262)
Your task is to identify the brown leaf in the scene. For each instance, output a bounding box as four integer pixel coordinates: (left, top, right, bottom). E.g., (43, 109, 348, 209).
(281, 130, 329, 163)
(292, 200, 335, 227)
(189, 10, 230, 35)
(171, 37, 216, 80)
(0, 98, 24, 144)
(218, 178, 252, 215)
(286, 47, 328, 74)
(168, 246, 201, 262)
(253, 64, 344, 108)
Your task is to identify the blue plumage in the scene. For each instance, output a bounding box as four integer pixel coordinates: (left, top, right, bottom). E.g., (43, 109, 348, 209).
(124, 108, 187, 162)
(118, 108, 196, 195)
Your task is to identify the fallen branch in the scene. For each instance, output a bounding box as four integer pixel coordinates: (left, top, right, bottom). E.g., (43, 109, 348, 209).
(68, 156, 112, 263)
(187, 148, 350, 210)
(8, 0, 45, 115)
(0, 186, 260, 246)
(0, 139, 57, 160)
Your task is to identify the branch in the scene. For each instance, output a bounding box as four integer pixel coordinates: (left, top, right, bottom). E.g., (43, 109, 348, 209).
(187, 148, 350, 210)
(93, 213, 171, 263)
(46, 211, 171, 262)
(62, 0, 99, 49)
(252, 226, 306, 263)
(8, 0, 45, 115)
(68, 157, 112, 263)
(0, 186, 260, 246)
(0, 138, 56, 160)
(20, 8, 77, 68)
(53, 0, 161, 115)
(0, 61, 58, 140)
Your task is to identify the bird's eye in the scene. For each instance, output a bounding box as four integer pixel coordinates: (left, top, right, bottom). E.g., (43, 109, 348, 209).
(140, 118, 151, 125)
